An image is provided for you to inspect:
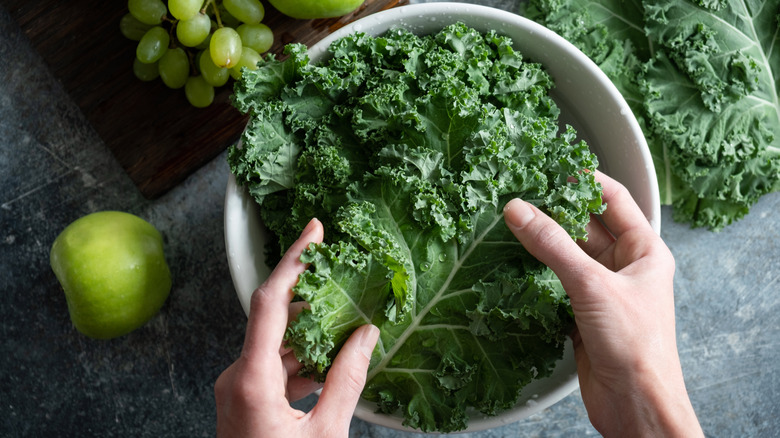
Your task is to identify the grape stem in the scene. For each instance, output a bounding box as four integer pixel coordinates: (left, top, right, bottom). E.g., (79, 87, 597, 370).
(199, 0, 211, 15)
(168, 20, 179, 49)
(204, 0, 223, 28)
(185, 50, 198, 76)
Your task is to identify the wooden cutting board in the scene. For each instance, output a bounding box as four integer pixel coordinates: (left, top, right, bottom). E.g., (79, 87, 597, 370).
(3, 0, 408, 199)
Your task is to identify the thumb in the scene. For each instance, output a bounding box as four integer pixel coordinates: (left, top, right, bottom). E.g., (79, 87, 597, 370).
(311, 324, 380, 428)
(503, 198, 598, 289)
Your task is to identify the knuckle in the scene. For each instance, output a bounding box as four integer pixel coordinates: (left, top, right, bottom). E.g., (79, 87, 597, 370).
(604, 176, 630, 200)
(612, 180, 631, 199)
(214, 373, 228, 398)
(342, 366, 368, 395)
(653, 241, 676, 274)
(250, 283, 273, 312)
(531, 218, 568, 250)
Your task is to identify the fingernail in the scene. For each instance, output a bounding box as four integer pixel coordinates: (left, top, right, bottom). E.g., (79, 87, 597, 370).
(504, 199, 536, 229)
(357, 324, 380, 360)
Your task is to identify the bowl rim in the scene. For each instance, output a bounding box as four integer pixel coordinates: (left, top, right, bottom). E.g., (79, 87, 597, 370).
(225, 2, 659, 433)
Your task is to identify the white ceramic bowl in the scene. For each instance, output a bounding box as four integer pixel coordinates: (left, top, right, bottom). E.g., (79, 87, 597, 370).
(225, 2, 660, 433)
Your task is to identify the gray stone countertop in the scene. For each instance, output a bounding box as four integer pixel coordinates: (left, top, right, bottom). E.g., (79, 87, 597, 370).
(1, 1, 778, 437)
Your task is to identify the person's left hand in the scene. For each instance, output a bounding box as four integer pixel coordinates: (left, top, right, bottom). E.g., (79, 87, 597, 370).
(215, 218, 380, 438)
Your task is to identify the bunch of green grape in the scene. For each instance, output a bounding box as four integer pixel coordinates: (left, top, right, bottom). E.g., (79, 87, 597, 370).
(121, 0, 274, 108)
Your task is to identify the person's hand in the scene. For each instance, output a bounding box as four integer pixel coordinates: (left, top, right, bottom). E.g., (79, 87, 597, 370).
(504, 172, 703, 438)
(215, 218, 380, 438)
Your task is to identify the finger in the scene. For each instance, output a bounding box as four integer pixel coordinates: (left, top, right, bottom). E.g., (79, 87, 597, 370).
(578, 214, 615, 260)
(282, 350, 303, 377)
(312, 324, 380, 426)
(287, 376, 324, 403)
(503, 198, 601, 287)
(595, 171, 653, 237)
(242, 218, 324, 362)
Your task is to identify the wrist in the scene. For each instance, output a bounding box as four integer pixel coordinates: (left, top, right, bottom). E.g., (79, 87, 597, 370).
(634, 372, 702, 438)
(597, 365, 703, 438)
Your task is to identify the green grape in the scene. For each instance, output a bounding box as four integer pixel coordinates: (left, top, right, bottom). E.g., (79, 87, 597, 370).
(236, 23, 273, 54)
(168, 0, 203, 20)
(185, 75, 215, 108)
(158, 47, 190, 89)
(120, 13, 153, 41)
(209, 27, 242, 69)
(133, 57, 160, 81)
(229, 46, 261, 80)
(127, 0, 167, 25)
(136, 26, 169, 64)
(223, 0, 264, 24)
(177, 12, 211, 47)
(198, 50, 229, 86)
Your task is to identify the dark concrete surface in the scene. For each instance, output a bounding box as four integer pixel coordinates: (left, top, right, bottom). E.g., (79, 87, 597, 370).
(1, 1, 778, 437)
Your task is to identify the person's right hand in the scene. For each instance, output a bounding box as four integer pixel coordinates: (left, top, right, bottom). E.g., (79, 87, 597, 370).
(503, 171, 703, 438)
(215, 219, 379, 438)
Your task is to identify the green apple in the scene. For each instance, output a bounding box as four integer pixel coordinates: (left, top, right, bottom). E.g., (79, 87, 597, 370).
(267, 0, 366, 19)
(50, 211, 171, 339)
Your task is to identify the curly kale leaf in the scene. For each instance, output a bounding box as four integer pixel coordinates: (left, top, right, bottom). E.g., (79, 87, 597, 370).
(229, 23, 604, 432)
(642, 0, 780, 227)
(524, 0, 780, 230)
